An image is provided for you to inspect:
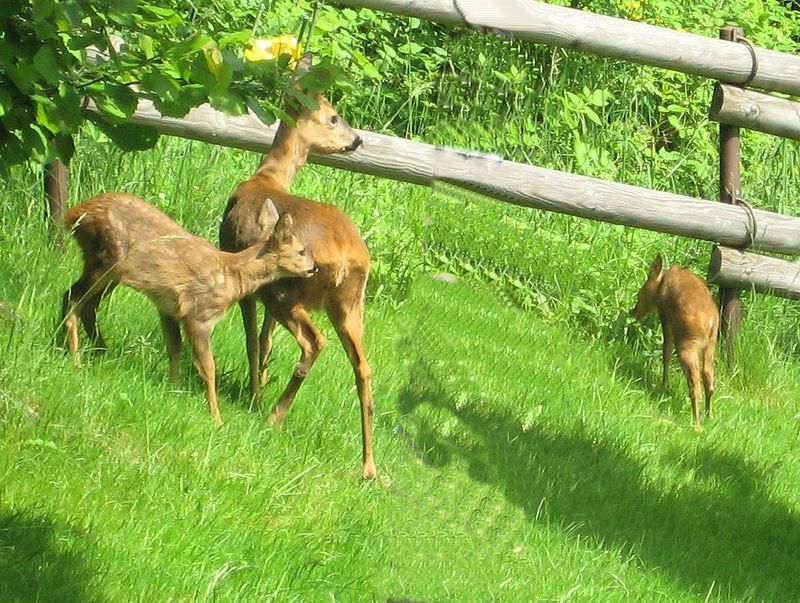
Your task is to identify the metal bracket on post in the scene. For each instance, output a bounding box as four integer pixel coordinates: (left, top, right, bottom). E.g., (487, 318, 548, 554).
(716, 25, 745, 362)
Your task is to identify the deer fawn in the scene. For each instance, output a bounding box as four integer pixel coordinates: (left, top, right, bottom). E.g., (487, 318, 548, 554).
(630, 254, 719, 432)
(62, 192, 315, 427)
(218, 60, 376, 478)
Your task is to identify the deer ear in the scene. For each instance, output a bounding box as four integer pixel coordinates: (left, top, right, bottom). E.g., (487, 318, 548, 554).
(256, 199, 279, 234)
(650, 254, 663, 277)
(273, 212, 295, 243)
(295, 52, 313, 76)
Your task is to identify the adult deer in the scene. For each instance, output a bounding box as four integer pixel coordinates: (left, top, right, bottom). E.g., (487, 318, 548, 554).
(630, 254, 719, 431)
(62, 192, 315, 427)
(219, 57, 376, 478)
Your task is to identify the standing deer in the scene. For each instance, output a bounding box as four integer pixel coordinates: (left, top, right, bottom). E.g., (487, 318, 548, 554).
(62, 192, 315, 427)
(218, 61, 376, 478)
(630, 254, 719, 432)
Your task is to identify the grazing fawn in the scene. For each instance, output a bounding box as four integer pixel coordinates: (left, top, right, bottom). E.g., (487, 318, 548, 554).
(218, 66, 376, 478)
(62, 192, 315, 427)
(630, 254, 719, 432)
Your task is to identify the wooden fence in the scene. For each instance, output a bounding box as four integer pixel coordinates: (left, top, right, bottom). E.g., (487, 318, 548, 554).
(84, 99, 800, 256)
(331, 0, 800, 354)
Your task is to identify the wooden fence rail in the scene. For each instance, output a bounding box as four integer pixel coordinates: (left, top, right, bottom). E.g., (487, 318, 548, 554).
(85, 99, 800, 256)
(333, 0, 800, 96)
(709, 246, 800, 300)
(709, 84, 800, 141)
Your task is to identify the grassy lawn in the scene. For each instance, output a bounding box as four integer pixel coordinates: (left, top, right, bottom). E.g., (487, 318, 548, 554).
(2, 136, 800, 601)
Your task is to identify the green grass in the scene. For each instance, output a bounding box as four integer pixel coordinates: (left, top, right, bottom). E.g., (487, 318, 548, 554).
(2, 134, 800, 601)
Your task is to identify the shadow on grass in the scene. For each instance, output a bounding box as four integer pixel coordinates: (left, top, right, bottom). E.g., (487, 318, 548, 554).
(398, 361, 800, 600)
(607, 340, 688, 418)
(0, 511, 96, 602)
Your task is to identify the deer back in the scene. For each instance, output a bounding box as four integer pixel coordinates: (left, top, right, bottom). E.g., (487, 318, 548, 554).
(66, 193, 199, 265)
(658, 266, 719, 341)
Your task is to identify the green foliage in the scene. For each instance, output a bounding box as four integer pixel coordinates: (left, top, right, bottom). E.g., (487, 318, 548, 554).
(0, 0, 346, 174)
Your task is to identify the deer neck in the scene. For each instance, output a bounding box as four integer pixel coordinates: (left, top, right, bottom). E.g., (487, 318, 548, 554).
(255, 123, 309, 191)
(225, 245, 281, 299)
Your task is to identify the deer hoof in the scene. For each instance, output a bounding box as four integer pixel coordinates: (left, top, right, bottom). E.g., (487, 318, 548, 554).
(267, 410, 286, 427)
(362, 459, 377, 480)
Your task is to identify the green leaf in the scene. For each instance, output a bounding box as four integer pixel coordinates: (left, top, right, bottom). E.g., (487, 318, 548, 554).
(141, 69, 181, 99)
(52, 132, 75, 163)
(153, 84, 206, 118)
(66, 32, 104, 51)
(32, 0, 57, 21)
(7, 62, 37, 94)
(89, 83, 138, 121)
(297, 61, 346, 93)
(33, 46, 61, 86)
(139, 4, 178, 18)
(245, 97, 275, 125)
(0, 40, 16, 64)
(141, 68, 203, 117)
(286, 87, 319, 111)
(0, 88, 12, 117)
(139, 33, 155, 59)
(55, 83, 83, 130)
(108, 0, 139, 25)
(21, 122, 49, 161)
(218, 30, 253, 48)
(0, 130, 27, 170)
(209, 90, 247, 115)
(165, 34, 213, 61)
(398, 42, 424, 54)
(32, 20, 58, 40)
(34, 97, 60, 134)
(94, 120, 159, 151)
(54, 0, 84, 28)
(582, 106, 602, 126)
(202, 42, 224, 77)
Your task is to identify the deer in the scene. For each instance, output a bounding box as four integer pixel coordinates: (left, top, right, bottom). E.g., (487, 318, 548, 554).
(218, 56, 377, 479)
(61, 192, 315, 427)
(629, 254, 720, 432)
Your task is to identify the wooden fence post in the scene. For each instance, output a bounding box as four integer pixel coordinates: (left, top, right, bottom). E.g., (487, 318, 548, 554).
(717, 25, 744, 361)
(44, 157, 68, 247)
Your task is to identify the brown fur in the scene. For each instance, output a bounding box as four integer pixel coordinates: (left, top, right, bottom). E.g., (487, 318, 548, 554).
(219, 90, 377, 479)
(62, 192, 315, 427)
(630, 254, 720, 431)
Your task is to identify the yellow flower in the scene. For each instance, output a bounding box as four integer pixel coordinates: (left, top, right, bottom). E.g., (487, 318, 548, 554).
(244, 35, 303, 63)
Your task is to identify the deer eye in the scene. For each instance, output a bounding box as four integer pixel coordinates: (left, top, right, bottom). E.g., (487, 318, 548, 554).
(329, 115, 339, 126)
(299, 249, 307, 256)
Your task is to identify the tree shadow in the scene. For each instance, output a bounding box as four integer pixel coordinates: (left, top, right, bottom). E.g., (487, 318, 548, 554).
(398, 361, 800, 600)
(0, 510, 98, 602)
(607, 339, 687, 417)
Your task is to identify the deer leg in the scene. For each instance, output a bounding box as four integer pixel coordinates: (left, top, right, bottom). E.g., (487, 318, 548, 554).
(159, 313, 182, 384)
(660, 321, 673, 391)
(328, 302, 376, 480)
(61, 269, 109, 367)
(239, 296, 262, 409)
(258, 312, 278, 387)
(185, 321, 222, 428)
(78, 282, 116, 353)
(678, 346, 703, 432)
(702, 341, 716, 419)
(267, 306, 325, 426)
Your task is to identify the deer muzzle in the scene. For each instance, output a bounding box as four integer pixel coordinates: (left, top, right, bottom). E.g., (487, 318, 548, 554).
(344, 136, 363, 152)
